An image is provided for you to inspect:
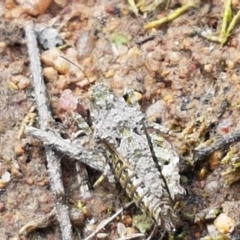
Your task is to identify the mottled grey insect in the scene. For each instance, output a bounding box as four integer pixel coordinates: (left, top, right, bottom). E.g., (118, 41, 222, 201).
(90, 84, 185, 232)
(25, 83, 185, 233)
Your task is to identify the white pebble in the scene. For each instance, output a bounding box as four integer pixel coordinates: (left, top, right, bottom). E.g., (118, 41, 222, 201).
(1, 171, 11, 183)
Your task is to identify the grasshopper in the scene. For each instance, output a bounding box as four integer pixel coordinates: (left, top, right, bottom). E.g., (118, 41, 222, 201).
(25, 83, 184, 233)
(91, 84, 184, 232)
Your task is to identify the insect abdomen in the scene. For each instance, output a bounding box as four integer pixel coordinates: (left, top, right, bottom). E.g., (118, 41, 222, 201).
(111, 155, 177, 232)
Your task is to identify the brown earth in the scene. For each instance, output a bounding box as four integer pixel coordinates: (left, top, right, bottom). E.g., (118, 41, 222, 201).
(1, 0, 240, 239)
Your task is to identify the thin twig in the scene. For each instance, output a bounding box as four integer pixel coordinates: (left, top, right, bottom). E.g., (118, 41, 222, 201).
(24, 21, 73, 240)
(60, 55, 90, 84)
(194, 130, 240, 163)
(84, 201, 134, 240)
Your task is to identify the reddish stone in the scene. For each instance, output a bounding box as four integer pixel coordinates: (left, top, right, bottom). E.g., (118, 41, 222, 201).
(105, 4, 117, 14)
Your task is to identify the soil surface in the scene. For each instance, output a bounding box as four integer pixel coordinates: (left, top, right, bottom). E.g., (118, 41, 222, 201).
(1, 0, 240, 239)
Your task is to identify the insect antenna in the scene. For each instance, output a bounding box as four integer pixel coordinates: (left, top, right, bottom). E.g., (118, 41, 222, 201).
(60, 55, 91, 85)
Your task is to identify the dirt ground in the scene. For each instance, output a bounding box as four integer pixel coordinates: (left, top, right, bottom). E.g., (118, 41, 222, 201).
(1, 0, 240, 239)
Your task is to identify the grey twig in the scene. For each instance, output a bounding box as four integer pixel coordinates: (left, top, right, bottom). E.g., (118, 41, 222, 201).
(24, 22, 73, 240)
(194, 130, 240, 163)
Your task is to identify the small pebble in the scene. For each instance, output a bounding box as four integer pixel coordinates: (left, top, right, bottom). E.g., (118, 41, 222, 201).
(26, 178, 34, 185)
(204, 64, 213, 73)
(96, 233, 108, 239)
(41, 48, 70, 74)
(54, 58, 71, 74)
(169, 51, 181, 63)
(10, 75, 30, 90)
(226, 59, 235, 69)
(105, 3, 116, 14)
(14, 143, 25, 155)
(41, 48, 60, 65)
(38, 181, 47, 186)
(37, 27, 63, 50)
(17, 76, 30, 90)
(1, 171, 11, 183)
(54, 0, 67, 7)
(11, 167, 21, 177)
(43, 67, 58, 82)
(19, 0, 52, 16)
(59, 89, 78, 112)
(206, 224, 219, 237)
(231, 73, 238, 82)
(0, 180, 5, 188)
(214, 213, 235, 234)
(0, 41, 6, 53)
